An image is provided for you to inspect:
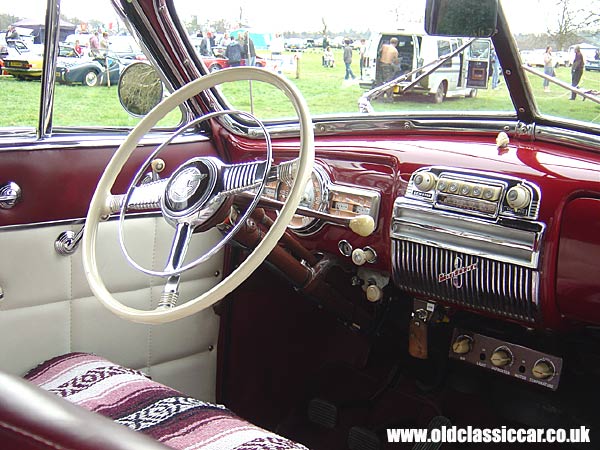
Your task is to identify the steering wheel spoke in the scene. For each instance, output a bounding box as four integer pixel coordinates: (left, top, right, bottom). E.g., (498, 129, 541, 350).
(106, 179, 168, 215)
(164, 222, 194, 273)
(220, 160, 269, 196)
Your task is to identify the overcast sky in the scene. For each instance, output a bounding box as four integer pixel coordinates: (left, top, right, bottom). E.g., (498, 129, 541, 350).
(1, 0, 563, 35)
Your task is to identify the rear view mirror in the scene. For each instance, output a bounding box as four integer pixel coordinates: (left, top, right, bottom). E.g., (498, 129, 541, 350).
(425, 0, 498, 37)
(118, 62, 163, 117)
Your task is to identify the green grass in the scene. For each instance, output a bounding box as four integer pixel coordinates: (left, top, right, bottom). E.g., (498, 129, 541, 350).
(2, 50, 600, 128)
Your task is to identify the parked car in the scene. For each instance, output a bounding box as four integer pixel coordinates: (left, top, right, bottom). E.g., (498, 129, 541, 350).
(3, 0, 600, 449)
(55, 54, 124, 86)
(585, 57, 600, 71)
(520, 48, 558, 67)
(284, 37, 306, 51)
(1, 37, 44, 79)
(2, 53, 44, 79)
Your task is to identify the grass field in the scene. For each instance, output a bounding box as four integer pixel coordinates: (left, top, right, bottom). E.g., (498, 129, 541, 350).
(2, 48, 600, 128)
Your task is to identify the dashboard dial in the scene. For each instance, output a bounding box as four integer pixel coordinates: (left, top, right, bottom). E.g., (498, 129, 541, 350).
(277, 168, 327, 230)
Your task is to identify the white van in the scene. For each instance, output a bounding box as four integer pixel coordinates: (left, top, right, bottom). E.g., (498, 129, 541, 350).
(359, 30, 491, 103)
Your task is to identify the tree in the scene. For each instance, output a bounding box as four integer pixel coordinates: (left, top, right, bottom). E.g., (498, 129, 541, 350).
(548, 0, 600, 50)
(0, 13, 21, 31)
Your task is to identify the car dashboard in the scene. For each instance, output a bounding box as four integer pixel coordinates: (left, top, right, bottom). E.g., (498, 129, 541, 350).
(238, 129, 600, 394)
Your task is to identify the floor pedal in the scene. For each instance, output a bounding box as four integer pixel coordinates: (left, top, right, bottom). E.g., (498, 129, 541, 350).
(307, 398, 338, 429)
(411, 416, 452, 450)
(348, 426, 381, 450)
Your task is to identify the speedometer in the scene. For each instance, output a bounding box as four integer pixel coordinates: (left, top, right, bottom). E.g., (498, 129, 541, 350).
(277, 166, 328, 231)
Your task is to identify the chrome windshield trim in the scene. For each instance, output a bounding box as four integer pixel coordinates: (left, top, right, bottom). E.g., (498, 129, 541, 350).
(221, 114, 518, 140)
(534, 124, 600, 151)
(37, 0, 62, 139)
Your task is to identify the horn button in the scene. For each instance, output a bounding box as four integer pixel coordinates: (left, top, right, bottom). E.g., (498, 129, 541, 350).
(162, 158, 220, 220)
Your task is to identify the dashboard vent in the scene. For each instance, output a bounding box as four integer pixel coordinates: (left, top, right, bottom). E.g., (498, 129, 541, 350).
(392, 239, 539, 322)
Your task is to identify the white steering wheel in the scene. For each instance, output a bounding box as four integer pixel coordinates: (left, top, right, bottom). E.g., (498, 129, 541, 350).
(82, 67, 314, 324)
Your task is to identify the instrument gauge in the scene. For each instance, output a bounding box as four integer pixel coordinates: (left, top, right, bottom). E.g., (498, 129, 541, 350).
(277, 166, 328, 231)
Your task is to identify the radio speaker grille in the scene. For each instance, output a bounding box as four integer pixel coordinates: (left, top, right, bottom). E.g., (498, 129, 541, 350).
(392, 239, 539, 322)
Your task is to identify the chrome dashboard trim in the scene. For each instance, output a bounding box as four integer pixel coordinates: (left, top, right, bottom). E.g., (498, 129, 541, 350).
(0, 212, 161, 233)
(392, 198, 544, 269)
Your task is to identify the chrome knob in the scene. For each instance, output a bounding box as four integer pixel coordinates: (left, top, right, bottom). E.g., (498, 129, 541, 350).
(506, 185, 531, 210)
(0, 182, 22, 209)
(413, 172, 437, 191)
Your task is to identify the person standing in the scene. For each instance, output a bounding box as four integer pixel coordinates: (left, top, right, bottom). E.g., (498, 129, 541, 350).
(89, 32, 100, 57)
(199, 32, 212, 57)
(491, 49, 501, 89)
(244, 31, 256, 67)
(359, 38, 367, 79)
(543, 46, 554, 92)
(570, 46, 584, 100)
(379, 37, 399, 101)
(100, 32, 110, 56)
(343, 39, 356, 80)
(225, 34, 243, 67)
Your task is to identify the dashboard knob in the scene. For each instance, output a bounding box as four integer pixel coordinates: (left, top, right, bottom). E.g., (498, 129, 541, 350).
(349, 215, 375, 237)
(451, 335, 473, 355)
(366, 284, 383, 302)
(351, 247, 377, 266)
(532, 359, 555, 380)
(413, 172, 437, 191)
(490, 348, 513, 367)
(506, 185, 531, 210)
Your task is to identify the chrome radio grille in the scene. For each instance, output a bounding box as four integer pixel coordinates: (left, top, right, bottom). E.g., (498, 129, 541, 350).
(392, 240, 539, 322)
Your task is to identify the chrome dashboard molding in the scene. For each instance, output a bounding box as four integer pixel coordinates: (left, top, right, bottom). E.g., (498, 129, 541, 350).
(534, 123, 600, 152)
(0, 212, 161, 233)
(221, 115, 518, 140)
(392, 198, 544, 269)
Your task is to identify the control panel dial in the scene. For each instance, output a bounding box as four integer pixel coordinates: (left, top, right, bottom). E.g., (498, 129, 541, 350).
(490, 347, 513, 367)
(532, 359, 556, 380)
(452, 335, 473, 355)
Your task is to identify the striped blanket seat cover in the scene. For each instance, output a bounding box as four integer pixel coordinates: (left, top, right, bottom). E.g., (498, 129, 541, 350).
(25, 352, 308, 450)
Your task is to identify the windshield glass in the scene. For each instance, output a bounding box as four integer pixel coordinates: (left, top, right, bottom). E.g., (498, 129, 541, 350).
(2, 0, 599, 130)
(170, 0, 599, 127)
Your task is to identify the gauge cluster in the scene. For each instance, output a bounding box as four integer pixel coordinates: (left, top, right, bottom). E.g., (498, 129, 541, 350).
(261, 162, 380, 234)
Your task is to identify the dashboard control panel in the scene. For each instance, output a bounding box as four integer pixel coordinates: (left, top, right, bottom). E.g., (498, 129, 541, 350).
(449, 329, 563, 390)
(407, 166, 541, 220)
(260, 162, 381, 234)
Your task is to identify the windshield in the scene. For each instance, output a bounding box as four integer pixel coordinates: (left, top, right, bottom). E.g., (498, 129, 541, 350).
(170, 0, 600, 127)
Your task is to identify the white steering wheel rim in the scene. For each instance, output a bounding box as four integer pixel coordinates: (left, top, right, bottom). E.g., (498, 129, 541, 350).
(82, 67, 314, 324)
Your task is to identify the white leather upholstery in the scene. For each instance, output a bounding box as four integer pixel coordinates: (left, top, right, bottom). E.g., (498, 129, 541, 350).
(0, 216, 223, 401)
